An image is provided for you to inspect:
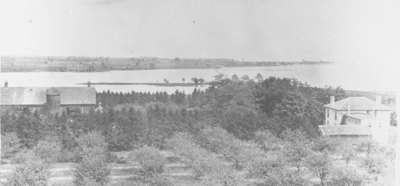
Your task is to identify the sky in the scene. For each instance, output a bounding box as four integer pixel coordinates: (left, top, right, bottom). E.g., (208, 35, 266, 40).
(0, 0, 399, 65)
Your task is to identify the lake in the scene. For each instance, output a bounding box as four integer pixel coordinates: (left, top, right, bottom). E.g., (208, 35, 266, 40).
(0, 63, 395, 93)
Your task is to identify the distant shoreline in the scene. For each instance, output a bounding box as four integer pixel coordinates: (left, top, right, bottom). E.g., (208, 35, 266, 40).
(0, 56, 334, 72)
(78, 82, 209, 87)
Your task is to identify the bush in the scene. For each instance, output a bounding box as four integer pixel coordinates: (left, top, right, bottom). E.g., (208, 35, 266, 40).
(254, 130, 282, 152)
(58, 148, 80, 163)
(305, 152, 332, 186)
(1, 132, 22, 160)
(166, 132, 246, 185)
(199, 126, 265, 169)
(166, 132, 218, 178)
(130, 146, 167, 177)
(145, 175, 173, 186)
(11, 149, 37, 164)
(33, 138, 62, 163)
(329, 165, 365, 186)
(339, 143, 357, 166)
(74, 156, 110, 186)
(74, 132, 110, 186)
(5, 157, 49, 186)
(311, 137, 338, 153)
(247, 151, 283, 179)
(112, 175, 173, 186)
(76, 131, 108, 159)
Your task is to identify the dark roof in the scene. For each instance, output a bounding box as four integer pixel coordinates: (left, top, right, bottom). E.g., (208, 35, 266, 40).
(325, 97, 391, 111)
(1, 87, 96, 106)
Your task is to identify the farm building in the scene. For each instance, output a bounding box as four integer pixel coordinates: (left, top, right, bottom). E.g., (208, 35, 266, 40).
(0, 83, 97, 114)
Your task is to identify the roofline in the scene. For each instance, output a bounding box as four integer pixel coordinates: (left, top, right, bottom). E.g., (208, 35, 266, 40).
(324, 105, 393, 111)
(0, 104, 43, 106)
(1, 103, 96, 106)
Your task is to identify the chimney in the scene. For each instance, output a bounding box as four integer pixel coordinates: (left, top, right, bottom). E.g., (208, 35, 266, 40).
(4, 81, 8, 87)
(330, 96, 335, 104)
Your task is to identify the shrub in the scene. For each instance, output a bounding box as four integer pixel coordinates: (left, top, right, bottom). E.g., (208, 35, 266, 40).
(361, 153, 386, 182)
(1, 132, 22, 160)
(166, 132, 219, 178)
(74, 156, 110, 186)
(247, 151, 283, 179)
(76, 131, 108, 159)
(305, 152, 332, 186)
(166, 132, 246, 185)
(112, 176, 173, 186)
(74, 132, 110, 186)
(311, 137, 338, 153)
(253, 130, 282, 152)
(33, 138, 62, 163)
(5, 156, 49, 186)
(145, 175, 173, 186)
(11, 149, 37, 164)
(339, 143, 357, 166)
(58, 148, 80, 163)
(329, 165, 365, 186)
(130, 146, 167, 177)
(280, 129, 311, 172)
(199, 126, 265, 169)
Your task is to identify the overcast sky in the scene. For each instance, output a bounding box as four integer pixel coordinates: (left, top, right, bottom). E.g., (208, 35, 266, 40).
(0, 0, 398, 64)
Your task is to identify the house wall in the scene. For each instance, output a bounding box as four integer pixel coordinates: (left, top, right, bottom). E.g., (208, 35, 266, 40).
(325, 109, 346, 125)
(325, 108, 392, 127)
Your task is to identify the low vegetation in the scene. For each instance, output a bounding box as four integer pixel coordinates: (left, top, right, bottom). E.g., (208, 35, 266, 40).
(0, 76, 396, 185)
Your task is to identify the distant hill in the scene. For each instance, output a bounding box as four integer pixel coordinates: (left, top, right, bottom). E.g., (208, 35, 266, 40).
(0, 56, 333, 72)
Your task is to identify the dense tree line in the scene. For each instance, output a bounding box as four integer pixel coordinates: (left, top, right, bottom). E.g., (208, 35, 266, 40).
(2, 77, 352, 152)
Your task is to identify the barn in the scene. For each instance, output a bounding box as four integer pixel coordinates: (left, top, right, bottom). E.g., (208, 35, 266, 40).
(0, 85, 97, 114)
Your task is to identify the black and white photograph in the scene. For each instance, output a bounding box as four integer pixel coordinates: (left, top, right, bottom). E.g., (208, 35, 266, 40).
(0, 0, 399, 185)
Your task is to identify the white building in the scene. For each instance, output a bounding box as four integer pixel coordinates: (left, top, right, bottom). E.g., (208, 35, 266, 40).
(319, 96, 395, 144)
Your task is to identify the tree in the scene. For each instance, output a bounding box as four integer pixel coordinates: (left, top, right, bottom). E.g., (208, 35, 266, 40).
(253, 130, 282, 152)
(306, 152, 332, 186)
(231, 74, 239, 81)
(33, 137, 62, 163)
(280, 129, 310, 172)
(74, 132, 110, 186)
(255, 73, 263, 82)
(311, 136, 337, 153)
(1, 132, 22, 159)
(329, 165, 364, 186)
(130, 146, 167, 178)
(199, 126, 264, 169)
(240, 74, 250, 81)
(221, 105, 260, 139)
(340, 143, 357, 166)
(5, 157, 49, 186)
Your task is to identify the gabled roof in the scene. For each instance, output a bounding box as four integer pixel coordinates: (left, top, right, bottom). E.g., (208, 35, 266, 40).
(325, 97, 391, 111)
(1, 87, 96, 106)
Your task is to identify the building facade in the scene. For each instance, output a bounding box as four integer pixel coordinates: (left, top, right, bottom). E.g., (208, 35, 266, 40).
(0, 85, 97, 114)
(319, 96, 395, 144)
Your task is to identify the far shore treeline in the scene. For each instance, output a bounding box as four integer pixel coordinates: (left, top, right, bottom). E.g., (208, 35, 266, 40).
(0, 56, 333, 72)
